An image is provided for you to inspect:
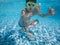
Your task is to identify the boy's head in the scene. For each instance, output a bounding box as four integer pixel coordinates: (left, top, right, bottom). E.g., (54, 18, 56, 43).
(26, 0, 36, 10)
(26, 0, 36, 3)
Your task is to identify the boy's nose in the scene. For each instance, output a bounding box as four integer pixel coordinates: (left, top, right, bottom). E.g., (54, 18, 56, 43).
(30, 7, 32, 9)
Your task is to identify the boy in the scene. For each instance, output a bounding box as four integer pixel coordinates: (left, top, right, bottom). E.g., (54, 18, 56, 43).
(19, 0, 55, 39)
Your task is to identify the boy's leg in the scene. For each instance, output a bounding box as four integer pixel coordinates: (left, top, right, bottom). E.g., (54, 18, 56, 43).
(26, 19, 39, 38)
(28, 19, 39, 29)
(21, 27, 35, 38)
(21, 20, 39, 39)
(26, 32, 35, 38)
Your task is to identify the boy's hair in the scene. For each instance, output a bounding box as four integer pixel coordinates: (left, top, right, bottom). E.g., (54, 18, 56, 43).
(26, 0, 36, 3)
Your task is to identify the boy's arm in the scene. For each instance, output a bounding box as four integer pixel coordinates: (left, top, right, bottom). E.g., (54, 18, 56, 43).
(36, 4, 55, 17)
(21, 9, 26, 16)
(21, 9, 32, 17)
(39, 7, 55, 17)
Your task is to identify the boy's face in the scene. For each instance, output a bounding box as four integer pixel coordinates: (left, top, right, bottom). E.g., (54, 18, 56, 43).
(26, 2, 35, 10)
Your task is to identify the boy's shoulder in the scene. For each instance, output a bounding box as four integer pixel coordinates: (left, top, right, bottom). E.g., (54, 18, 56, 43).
(22, 8, 28, 10)
(22, 8, 26, 11)
(22, 8, 30, 13)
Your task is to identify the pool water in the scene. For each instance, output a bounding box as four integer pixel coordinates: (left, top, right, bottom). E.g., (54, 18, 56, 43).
(0, 0, 60, 45)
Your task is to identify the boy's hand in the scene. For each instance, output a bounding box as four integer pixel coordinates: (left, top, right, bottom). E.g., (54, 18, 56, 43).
(36, 3, 41, 12)
(48, 7, 55, 16)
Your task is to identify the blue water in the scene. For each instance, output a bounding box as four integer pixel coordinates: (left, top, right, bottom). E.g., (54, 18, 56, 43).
(0, 0, 60, 45)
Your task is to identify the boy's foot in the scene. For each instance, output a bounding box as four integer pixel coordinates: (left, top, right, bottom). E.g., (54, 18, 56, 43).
(26, 32, 35, 39)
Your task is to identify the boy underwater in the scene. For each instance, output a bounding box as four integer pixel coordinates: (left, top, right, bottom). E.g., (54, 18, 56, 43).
(18, 0, 55, 39)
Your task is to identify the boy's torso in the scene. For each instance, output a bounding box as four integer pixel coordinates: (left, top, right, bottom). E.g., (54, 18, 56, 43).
(19, 7, 39, 27)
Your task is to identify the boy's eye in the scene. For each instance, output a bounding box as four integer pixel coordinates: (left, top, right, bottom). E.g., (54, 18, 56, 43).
(32, 4, 34, 6)
(28, 4, 31, 6)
